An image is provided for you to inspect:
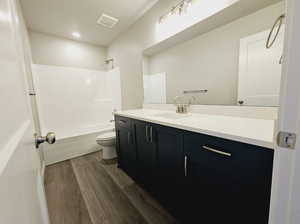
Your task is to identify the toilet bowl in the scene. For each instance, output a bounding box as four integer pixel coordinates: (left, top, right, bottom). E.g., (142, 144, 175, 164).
(96, 129, 117, 160)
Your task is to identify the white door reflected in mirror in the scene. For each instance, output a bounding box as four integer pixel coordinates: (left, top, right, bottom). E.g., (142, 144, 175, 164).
(238, 27, 284, 107)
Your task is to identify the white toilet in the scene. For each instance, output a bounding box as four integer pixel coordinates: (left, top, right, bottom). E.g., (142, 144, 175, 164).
(96, 129, 117, 160)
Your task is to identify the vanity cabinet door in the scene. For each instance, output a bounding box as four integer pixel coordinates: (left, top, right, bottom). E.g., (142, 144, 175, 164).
(115, 116, 137, 179)
(133, 120, 157, 191)
(184, 132, 274, 224)
(153, 124, 184, 213)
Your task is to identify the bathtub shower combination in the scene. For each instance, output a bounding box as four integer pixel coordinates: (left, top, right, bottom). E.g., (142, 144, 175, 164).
(32, 64, 121, 164)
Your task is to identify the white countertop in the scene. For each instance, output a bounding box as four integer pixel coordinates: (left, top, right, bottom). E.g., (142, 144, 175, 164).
(115, 109, 276, 149)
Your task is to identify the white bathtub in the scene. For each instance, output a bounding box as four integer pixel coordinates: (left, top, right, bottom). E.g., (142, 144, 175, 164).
(43, 123, 115, 165)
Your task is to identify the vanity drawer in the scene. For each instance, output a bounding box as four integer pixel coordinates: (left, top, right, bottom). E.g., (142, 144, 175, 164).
(184, 131, 273, 161)
(184, 132, 274, 180)
(183, 131, 274, 188)
(183, 132, 274, 224)
(115, 116, 132, 129)
(183, 131, 274, 193)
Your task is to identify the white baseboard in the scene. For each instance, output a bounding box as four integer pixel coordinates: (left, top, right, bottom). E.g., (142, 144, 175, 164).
(43, 132, 102, 165)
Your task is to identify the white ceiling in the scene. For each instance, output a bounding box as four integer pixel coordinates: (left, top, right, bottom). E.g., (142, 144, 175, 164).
(20, 0, 158, 46)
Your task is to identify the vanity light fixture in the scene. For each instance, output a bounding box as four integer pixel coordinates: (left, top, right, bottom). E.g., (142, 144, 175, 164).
(158, 0, 192, 24)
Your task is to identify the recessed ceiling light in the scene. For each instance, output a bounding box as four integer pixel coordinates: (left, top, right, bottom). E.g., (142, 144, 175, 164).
(72, 32, 81, 38)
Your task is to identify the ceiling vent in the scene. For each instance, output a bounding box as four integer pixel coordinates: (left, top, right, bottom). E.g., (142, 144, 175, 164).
(97, 14, 119, 28)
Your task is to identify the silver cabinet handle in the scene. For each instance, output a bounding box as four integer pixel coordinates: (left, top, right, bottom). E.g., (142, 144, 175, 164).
(127, 132, 131, 144)
(184, 155, 188, 177)
(202, 146, 231, 157)
(145, 125, 149, 142)
(149, 126, 153, 143)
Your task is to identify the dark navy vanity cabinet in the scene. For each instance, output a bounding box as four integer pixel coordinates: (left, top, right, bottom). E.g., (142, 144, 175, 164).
(115, 116, 136, 179)
(115, 115, 274, 224)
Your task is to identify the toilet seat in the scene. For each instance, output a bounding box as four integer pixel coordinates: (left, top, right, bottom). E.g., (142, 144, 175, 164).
(96, 131, 116, 141)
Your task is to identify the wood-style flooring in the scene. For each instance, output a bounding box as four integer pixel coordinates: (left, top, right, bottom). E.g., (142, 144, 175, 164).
(44, 152, 178, 224)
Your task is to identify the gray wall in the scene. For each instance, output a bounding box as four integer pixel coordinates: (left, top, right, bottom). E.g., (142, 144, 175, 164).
(29, 31, 107, 70)
(108, 0, 177, 109)
(149, 2, 284, 105)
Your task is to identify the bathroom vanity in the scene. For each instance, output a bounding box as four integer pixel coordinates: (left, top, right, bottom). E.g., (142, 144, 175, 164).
(115, 109, 275, 224)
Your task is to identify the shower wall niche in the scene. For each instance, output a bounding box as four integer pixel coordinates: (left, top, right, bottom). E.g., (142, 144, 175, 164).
(32, 64, 121, 140)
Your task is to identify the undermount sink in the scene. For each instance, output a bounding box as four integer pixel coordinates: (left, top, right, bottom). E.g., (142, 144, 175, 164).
(153, 112, 191, 120)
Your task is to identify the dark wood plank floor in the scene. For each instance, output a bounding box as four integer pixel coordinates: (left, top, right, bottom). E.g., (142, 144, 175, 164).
(44, 160, 93, 224)
(44, 152, 177, 224)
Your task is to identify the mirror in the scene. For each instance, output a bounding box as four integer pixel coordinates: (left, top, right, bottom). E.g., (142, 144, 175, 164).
(142, 3, 285, 107)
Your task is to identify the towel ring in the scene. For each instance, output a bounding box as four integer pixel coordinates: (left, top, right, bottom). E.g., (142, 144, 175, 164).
(266, 14, 285, 49)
